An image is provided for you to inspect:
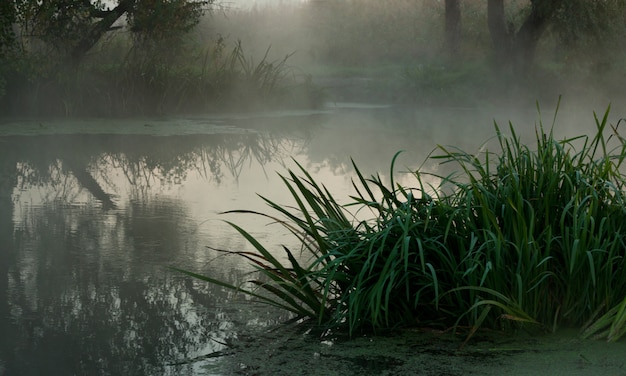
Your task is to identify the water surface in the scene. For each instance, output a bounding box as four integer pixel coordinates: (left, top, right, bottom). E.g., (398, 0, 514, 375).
(0, 102, 612, 375)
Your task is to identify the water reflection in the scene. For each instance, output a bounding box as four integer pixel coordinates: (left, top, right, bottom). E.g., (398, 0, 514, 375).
(0, 129, 304, 375)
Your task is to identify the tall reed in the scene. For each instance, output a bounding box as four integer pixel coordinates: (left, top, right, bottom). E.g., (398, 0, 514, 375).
(176, 106, 626, 341)
(434, 106, 626, 336)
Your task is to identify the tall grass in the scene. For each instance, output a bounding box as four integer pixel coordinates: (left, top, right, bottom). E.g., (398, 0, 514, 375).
(2, 35, 321, 116)
(435, 107, 626, 336)
(178, 106, 626, 341)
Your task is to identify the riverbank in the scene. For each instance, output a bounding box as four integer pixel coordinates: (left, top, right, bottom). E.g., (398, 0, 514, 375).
(206, 326, 626, 375)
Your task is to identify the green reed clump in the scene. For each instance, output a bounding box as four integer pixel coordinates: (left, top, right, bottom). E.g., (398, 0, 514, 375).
(177, 106, 626, 341)
(434, 107, 626, 339)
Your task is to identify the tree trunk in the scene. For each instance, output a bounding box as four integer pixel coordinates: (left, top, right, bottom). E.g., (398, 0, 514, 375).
(487, 0, 510, 68)
(513, 0, 564, 76)
(70, 0, 135, 64)
(487, 0, 564, 77)
(444, 0, 462, 61)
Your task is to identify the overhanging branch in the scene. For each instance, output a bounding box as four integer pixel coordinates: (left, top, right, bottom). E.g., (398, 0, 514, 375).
(70, 0, 135, 63)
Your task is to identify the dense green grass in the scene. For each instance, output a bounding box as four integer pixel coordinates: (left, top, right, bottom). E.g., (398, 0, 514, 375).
(177, 105, 626, 342)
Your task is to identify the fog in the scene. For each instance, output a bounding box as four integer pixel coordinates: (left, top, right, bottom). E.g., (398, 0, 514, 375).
(1, 2, 626, 374)
(3, 1, 624, 119)
(189, 0, 623, 118)
(200, 0, 624, 128)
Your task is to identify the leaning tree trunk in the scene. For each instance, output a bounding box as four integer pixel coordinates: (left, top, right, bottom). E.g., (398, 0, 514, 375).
(70, 0, 135, 64)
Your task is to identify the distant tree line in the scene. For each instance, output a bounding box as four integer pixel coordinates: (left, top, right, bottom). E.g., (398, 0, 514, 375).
(444, 0, 626, 76)
(1, 0, 624, 115)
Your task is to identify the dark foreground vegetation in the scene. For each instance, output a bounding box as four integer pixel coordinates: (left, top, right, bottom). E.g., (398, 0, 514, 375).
(1, 1, 625, 116)
(177, 106, 626, 343)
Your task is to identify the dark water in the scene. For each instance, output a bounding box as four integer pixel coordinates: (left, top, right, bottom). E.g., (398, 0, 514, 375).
(0, 103, 602, 375)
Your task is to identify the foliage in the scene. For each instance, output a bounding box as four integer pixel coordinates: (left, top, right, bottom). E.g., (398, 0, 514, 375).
(208, 1, 625, 106)
(581, 295, 626, 342)
(178, 106, 626, 341)
(20, 0, 98, 55)
(128, 0, 210, 42)
(8, 0, 210, 57)
(106, 38, 320, 115)
(2, 1, 625, 114)
(0, 0, 16, 51)
(306, 0, 442, 65)
(0, 1, 18, 98)
(0, 25, 319, 115)
(434, 105, 626, 337)
(553, 0, 626, 49)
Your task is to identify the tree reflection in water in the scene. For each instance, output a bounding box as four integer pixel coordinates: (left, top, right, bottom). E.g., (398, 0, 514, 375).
(0, 130, 303, 375)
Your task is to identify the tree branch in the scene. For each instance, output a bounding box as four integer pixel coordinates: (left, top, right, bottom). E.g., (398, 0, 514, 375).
(70, 0, 136, 63)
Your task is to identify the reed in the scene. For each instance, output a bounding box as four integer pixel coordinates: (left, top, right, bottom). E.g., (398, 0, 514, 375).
(2, 35, 319, 116)
(177, 106, 626, 341)
(433, 105, 626, 338)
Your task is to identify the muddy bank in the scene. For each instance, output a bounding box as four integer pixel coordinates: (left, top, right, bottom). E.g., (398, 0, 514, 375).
(203, 326, 626, 376)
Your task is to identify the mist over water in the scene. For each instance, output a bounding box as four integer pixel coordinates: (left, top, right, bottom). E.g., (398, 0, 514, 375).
(1, 0, 625, 374)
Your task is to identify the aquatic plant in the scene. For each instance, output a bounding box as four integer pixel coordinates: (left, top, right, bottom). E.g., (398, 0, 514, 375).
(434, 107, 626, 340)
(2, 34, 320, 116)
(177, 105, 626, 341)
(174, 163, 353, 322)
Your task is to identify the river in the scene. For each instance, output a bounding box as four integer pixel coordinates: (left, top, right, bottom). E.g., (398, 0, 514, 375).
(0, 102, 621, 375)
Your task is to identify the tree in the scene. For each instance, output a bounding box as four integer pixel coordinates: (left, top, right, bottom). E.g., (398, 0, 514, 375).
(0, 1, 19, 97)
(0, 1, 16, 51)
(487, 0, 564, 76)
(0, 0, 214, 114)
(11, 0, 211, 64)
(487, 0, 626, 76)
(552, 0, 626, 65)
(128, 0, 208, 41)
(444, 0, 461, 61)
